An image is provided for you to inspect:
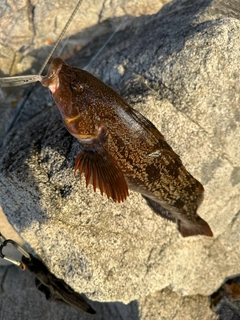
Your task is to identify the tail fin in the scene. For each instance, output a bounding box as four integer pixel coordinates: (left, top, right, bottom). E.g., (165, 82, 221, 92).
(178, 217, 213, 237)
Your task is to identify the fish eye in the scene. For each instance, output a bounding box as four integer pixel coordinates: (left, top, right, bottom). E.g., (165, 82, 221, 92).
(71, 83, 84, 93)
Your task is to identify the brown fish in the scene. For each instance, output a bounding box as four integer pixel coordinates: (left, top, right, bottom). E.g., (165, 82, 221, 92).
(41, 57, 213, 238)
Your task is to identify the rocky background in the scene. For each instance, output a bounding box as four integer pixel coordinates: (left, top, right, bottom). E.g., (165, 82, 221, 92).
(0, 0, 240, 319)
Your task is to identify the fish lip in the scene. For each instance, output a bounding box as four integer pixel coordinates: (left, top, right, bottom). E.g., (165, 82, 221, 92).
(40, 60, 63, 93)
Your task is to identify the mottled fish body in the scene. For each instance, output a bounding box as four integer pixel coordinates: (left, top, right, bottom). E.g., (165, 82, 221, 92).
(41, 58, 213, 238)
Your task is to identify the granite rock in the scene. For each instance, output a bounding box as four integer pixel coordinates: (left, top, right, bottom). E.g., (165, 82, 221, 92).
(1, 0, 240, 318)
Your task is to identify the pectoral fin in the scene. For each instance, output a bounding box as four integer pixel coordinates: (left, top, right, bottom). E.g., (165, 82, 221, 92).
(75, 148, 129, 203)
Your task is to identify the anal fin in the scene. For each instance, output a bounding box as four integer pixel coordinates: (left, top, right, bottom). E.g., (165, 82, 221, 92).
(142, 195, 176, 222)
(75, 148, 129, 203)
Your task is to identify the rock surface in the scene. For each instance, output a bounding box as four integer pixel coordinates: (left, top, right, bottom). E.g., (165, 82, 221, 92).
(1, 0, 240, 318)
(0, 265, 217, 320)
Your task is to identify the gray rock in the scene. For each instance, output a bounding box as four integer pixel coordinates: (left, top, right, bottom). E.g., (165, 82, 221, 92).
(139, 288, 217, 320)
(1, 0, 240, 318)
(0, 0, 167, 75)
(0, 265, 216, 320)
(0, 265, 138, 320)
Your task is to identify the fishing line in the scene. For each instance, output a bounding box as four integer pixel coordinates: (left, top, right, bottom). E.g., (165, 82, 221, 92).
(0, 75, 42, 87)
(84, 17, 127, 70)
(0, 0, 126, 139)
(0, 0, 84, 138)
(0, 0, 84, 88)
(38, 0, 84, 76)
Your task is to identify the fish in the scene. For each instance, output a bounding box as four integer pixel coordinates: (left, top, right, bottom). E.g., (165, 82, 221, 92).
(40, 57, 213, 238)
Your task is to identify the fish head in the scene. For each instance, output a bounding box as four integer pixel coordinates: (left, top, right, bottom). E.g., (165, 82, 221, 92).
(41, 56, 128, 126)
(41, 58, 82, 119)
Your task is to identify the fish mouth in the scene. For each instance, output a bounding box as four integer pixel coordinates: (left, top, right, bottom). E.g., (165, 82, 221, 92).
(41, 58, 64, 93)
